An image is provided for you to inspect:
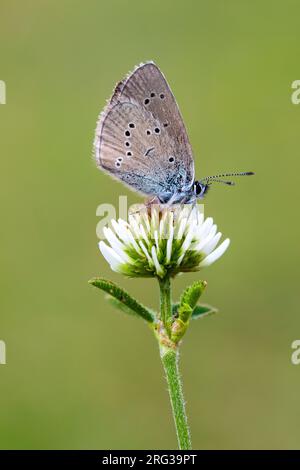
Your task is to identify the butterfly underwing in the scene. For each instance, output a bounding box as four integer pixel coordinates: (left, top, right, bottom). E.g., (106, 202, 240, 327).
(94, 62, 253, 204)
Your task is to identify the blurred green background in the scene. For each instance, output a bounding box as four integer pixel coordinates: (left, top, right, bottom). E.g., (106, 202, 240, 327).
(0, 0, 300, 450)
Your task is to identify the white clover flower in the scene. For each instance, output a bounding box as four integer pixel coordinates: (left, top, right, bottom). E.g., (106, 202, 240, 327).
(99, 205, 230, 278)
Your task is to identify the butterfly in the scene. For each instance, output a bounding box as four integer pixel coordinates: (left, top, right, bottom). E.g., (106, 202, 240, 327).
(94, 61, 253, 205)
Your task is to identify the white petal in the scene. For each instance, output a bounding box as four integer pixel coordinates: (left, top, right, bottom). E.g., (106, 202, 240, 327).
(151, 246, 164, 277)
(111, 220, 140, 254)
(139, 223, 149, 246)
(176, 208, 186, 226)
(198, 238, 230, 268)
(154, 230, 159, 252)
(194, 225, 217, 252)
(127, 230, 142, 254)
(186, 205, 197, 228)
(198, 217, 214, 239)
(99, 241, 124, 272)
(202, 232, 222, 255)
(166, 223, 174, 263)
(196, 209, 204, 226)
(176, 220, 197, 266)
(103, 227, 132, 262)
(181, 219, 197, 253)
(176, 251, 185, 266)
(159, 211, 168, 238)
(128, 215, 141, 239)
(141, 211, 151, 232)
(176, 218, 187, 240)
(139, 240, 154, 266)
(150, 206, 159, 233)
(182, 205, 193, 221)
(111, 219, 130, 244)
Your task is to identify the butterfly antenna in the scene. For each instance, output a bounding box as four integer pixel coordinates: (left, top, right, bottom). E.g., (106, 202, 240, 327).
(201, 171, 254, 186)
(208, 179, 235, 186)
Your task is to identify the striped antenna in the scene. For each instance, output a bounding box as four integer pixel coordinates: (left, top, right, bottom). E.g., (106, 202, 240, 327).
(200, 171, 254, 185)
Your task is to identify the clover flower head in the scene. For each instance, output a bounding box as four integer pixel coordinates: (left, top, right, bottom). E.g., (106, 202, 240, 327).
(99, 205, 230, 278)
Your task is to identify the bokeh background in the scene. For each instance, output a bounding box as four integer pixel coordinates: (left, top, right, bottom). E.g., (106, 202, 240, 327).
(0, 0, 300, 450)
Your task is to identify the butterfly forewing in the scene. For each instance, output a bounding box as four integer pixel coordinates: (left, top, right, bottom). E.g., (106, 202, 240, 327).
(94, 62, 195, 201)
(118, 63, 194, 174)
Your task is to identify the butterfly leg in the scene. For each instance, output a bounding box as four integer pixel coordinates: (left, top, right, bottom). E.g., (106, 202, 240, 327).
(163, 192, 196, 207)
(128, 196, 162, 217)
(145, 196, 162, 206)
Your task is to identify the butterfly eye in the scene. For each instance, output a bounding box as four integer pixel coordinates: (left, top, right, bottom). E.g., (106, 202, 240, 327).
(125, 141, 131, 147)
(144, 98, 150, 105)
(194, 182, 203, 195)
(160, 93, 165, 99)
(154, 127, 160, 134)
(150, 92, 155, 98)
(146, 130, 151, 135)
(126, 151, 132, 157)
(128, 123, 135, 129)
(168, 156, 175, 163)
(125, 130, 131, 137)
(163, 122, 169, 127)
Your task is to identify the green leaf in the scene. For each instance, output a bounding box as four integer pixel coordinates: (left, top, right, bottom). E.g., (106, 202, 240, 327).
(106, 295, 157, 320)
(172, 302, 218, 320)
(177, 302, 192, 324)
(169, 281, 206, 343)
(180, 280, 207, 310)
(89, 277, 155, 323)
(177, 280, 207, 323)
(191, 304, 218, 319)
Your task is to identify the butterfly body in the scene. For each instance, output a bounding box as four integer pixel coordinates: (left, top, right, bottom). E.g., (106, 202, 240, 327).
(94, 62, 253, 203)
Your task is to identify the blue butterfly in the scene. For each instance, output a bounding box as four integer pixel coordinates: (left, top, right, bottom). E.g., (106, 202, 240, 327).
(94, 62, 253, 204)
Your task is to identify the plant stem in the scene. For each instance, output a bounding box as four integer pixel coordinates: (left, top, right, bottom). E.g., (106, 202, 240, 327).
(160, 346, 192, 450)
(158, 276, 172, 326)
(158, 276, 192, 450)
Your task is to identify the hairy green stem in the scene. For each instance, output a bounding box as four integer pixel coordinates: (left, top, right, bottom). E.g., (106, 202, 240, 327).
(160, 346, 192, 450)
(158, 277, 192, 450)
(158, 276, 172, 327)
